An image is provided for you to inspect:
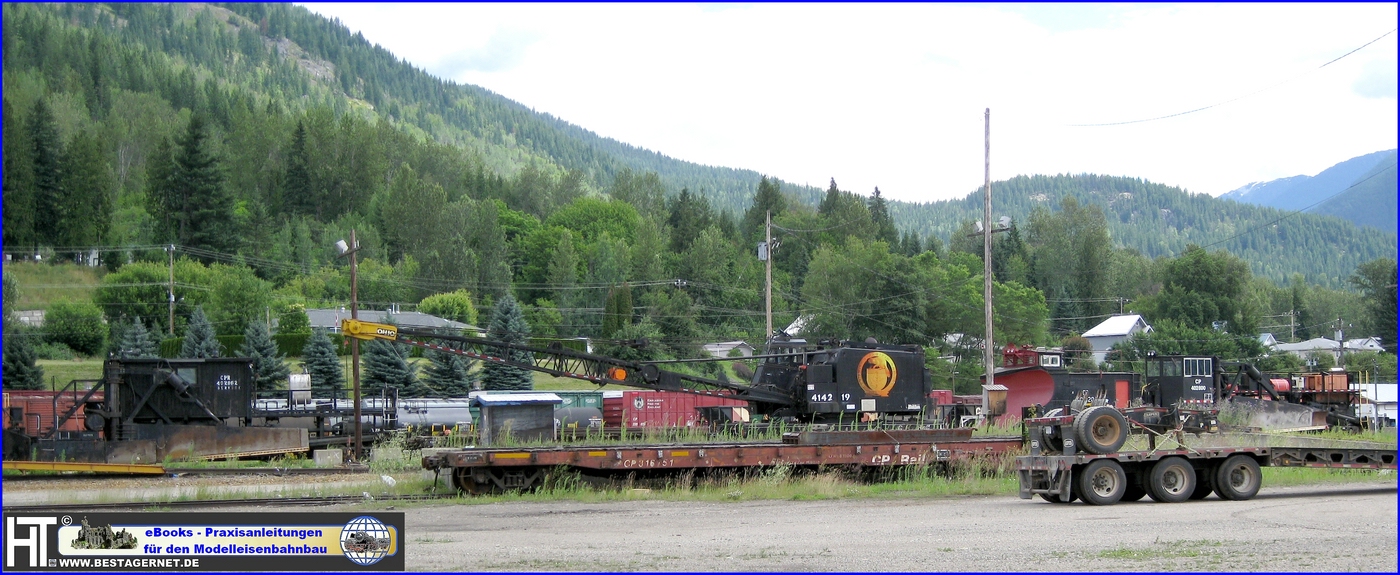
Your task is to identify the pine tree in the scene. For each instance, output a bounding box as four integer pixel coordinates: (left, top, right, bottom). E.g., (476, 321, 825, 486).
(3, 99, 37, 247)
(239, 320, 290, 393)
(868, 187, 898, 245)
(29, 99, 65, 246)
(302, 329, 344, 395)
(362, 339, 419, 396)
(180, 306, 223, 358)
(601, 283, 633, 338)
(481, 294, 533, 391)
(422, 342, 477, 398)
(742, 176, 788, 241)
(3, 333, 45, 390)
(118, 317, 159, 359)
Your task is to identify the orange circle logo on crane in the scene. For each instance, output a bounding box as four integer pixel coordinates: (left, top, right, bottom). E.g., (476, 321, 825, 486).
(857, 352, 897, 397)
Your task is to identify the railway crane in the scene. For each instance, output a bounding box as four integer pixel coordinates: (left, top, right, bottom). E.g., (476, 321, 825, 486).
(339, 319, 934, 422)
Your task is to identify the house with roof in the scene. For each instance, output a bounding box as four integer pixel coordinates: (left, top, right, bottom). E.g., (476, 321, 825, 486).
(1081, 314, 1152, 363)
(703, 341, 755, 358)
(1271, 336, 1386, 362)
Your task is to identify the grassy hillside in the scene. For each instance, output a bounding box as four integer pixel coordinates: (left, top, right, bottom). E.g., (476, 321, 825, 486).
(2, 263, 105, 311)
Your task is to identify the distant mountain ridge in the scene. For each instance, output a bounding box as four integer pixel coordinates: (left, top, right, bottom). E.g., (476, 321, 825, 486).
(1220, 149, 1397, 232)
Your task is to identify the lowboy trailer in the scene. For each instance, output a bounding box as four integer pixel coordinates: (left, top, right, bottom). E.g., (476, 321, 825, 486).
(1016, 410, 1397, 505)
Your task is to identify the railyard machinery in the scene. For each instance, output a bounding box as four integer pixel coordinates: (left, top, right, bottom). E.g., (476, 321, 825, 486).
(340, 320, 934, 423)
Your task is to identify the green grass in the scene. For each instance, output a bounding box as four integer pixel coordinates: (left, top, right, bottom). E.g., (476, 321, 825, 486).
(4, 262, 105, 310)
(34, 359, 105, 389)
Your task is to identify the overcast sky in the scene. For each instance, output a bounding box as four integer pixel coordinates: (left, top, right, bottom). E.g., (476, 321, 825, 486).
(300, 2, 1398, 204)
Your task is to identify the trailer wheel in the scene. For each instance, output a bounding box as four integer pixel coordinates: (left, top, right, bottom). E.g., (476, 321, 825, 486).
(1076, 460, 1126, 505)
(1213, 455, 1261, 501)
(1040, 408, 1065, 453)
(1074, 406, 1128, 455)
(1037, 491, 1077, 503)
(1147, 457, 1195, 503)
(1120, 470, 1147, 502)
(1189, 467, 1215, 500)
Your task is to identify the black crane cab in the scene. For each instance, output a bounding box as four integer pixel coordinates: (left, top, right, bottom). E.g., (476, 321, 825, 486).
(1142, 354, 1220, 408)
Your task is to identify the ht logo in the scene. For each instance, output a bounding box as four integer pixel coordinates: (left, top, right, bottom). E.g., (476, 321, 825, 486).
(6, 517, 57, 568)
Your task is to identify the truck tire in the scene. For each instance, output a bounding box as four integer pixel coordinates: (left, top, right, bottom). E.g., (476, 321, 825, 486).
(1189, 467, 1215, 500)
(1076, 459, 1127, 506)
(1213, 455, 1262, 501)
(1038, 491, 1077, 503)
(1039, 408, 1065, 453)
(1147, 457, 1195, 503)
(1073, 406, 1128, 455)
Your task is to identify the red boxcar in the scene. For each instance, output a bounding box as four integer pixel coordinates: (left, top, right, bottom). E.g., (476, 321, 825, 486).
(2, 390, 103, 437)
(602, 390, 748, 428)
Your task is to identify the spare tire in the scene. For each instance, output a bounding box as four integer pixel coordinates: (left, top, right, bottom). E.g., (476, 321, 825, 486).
(1039, 408, 1065, 453)
(1074, 405, 1128, 455)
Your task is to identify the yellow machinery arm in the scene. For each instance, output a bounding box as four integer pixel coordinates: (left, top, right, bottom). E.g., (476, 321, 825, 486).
(340, 319, 401, 341)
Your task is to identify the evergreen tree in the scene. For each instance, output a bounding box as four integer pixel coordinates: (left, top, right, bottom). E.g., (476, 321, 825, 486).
(362, 338, 419, 396)
(58, 129, 112, 249)
(667, 188, 714, 252)
(282, 120, 313, 216)
(3, 99, 36, 247)
(742, 175, 788, 242)
(29, 99, 64, 246)
(818, 178, 842, 217)
(239, 320, 290, 393)
(151, 114, 236, 255)
(118, 317, 159, 359)
(3, 333, 45, 390)
(180, 306, 223, 358)
(422, 340, 477, 398)
(481, 295, 533, 391)
(547, 231, 580, 336)
(868, 187, 898, 245)
(601, 283, 633, 338)
(302, 329, 344, 395)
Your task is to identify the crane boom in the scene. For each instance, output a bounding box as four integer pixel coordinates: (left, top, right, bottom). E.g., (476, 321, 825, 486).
(340, 319, 795, 406)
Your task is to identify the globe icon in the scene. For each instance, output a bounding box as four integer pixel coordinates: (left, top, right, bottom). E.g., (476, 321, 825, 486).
(340, 516, 392, 566)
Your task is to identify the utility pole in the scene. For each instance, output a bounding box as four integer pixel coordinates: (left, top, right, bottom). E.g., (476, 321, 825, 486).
(350, 229, 362, 463)
(765, 210, 773, 339)
(982, 108, 995, 390)
(167, 244, 175, 335)
(1289, 310, 1296, 341)
(337, 231, 363, 462)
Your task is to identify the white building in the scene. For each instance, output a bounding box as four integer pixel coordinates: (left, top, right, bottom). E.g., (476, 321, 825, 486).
(703, 341, 755, 358)
(1081, 315, 1152, 363)
(1272, 337, 1386, 362)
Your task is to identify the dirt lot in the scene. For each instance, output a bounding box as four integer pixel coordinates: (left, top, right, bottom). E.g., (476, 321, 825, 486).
(405, 480, 1397, 572)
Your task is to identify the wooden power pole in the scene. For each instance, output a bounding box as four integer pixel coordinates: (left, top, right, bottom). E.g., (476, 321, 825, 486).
(982, 109, 995, 391)
(765, 210, 773, 339)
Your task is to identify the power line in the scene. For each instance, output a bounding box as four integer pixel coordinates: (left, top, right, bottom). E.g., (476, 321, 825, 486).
(1069, 27, 1396, 127)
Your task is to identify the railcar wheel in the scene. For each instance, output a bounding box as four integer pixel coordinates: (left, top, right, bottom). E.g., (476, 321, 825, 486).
(1074, 406, 1128, 455)
(1076, 460, 1126, 506)
(452, 468, 496, 495)
(1213, 455, 1261, 501)
(1148, 457, 1195, 503)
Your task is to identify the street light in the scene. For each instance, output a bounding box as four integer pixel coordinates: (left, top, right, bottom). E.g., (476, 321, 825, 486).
(336, 231, 362, 462)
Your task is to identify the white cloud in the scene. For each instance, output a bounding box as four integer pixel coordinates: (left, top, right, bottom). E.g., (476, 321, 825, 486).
(300, 2, 1398, 201)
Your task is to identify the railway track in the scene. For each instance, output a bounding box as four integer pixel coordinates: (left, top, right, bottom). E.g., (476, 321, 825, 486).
(2, 493, 457, 513)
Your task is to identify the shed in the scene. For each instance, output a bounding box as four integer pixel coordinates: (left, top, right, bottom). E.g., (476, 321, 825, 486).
(1081, 315, 1152, 363)
(471, 393, 562, 445)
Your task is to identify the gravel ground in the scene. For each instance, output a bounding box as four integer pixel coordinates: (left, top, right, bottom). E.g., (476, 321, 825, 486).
(5, 474, 1394, 571)
(0, 472, 386, 505)
(404, 480, 1397, 572)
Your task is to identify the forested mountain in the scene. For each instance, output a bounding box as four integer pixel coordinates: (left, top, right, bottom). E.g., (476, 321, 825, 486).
(1309, 153, 1398, 233)
(891, 174, 1396, 287)
(4, 2, 1395, 393)
(1220, 149, 1397, 233)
